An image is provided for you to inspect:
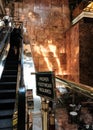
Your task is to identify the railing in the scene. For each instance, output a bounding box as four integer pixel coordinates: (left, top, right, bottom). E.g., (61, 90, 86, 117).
(0, 27, 11, 78)
(56, 76, 93, 99)
(12, 24, 26, 130)
(0, 27, 11, 54)
(16, 25, 26, 130)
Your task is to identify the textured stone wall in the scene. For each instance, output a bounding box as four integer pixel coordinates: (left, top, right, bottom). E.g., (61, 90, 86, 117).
(25, 0, 71, 75)
(79, 18, 93, 87)
(21, 0, 79, 82)
(66, 23, 79, 82)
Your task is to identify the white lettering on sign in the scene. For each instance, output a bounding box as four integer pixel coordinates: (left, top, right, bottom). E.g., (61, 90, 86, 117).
(39, 77, 49, 82)
(39, 88, 51, 94)
(38, 82, 52, 88)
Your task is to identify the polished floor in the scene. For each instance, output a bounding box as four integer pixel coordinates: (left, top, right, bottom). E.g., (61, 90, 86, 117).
(55, 105, 93, 130)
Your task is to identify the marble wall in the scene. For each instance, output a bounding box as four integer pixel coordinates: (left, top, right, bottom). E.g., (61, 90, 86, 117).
(20, 0, 80, 83)
(79, 18, 93, 87)
(66, 24, 79, 82)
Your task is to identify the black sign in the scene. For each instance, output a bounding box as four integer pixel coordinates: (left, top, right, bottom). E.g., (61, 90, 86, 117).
(26, 89, 34, 109)
(36, 71, 56, 99)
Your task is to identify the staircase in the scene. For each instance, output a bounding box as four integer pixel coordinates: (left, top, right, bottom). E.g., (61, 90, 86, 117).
(0, 48, 19, 130)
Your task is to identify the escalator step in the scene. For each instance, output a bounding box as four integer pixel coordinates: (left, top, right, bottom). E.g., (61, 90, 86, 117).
(0, 90, 16, 99)
(0, 128, 13, 130)
(0, 75, 17, 82)
(0, 89, 16, 93)
(6, 56, 18, 61)
(0, 46, 19, 130)
(4, 65, 18, 70)
(0, 82, 16, 89)
(0, 99, 15, 104)
(0, 118, 12, 128)
(5, 59, 18, 63)
(2, 70, 17, 75)
(0, 109, 14, 117)
(0, 115, 13, 119)
(0, 109, 14, 119)
(0, 99, 15, 110)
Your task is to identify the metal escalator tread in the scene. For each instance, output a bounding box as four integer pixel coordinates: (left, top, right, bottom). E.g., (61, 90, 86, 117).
(0, 127, 13, 130)
(0, 89, 16, 93)
(0, 91, 16, 99)
(5, 59, 18, 63)
(0, 82, 16, 84)
(0, 109, 14, 116)
(0, 82, 16, 89)
(0, 118, 12, 128)
(0, 99, 15, 110)
(0, 45, 19, 129)
(0, 99, 15, 103)
(2, 70, 17, 75)
(0, 75, 17, 82)
(0, 114, 13, 119)
(4, 65, 18, 70)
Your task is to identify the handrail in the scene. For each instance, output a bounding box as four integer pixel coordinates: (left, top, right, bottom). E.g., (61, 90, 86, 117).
(17, 25, 26, 130)
(0, 27, 11, 78)
(56, 76, 93, 99)
(0, 27, 11, 55)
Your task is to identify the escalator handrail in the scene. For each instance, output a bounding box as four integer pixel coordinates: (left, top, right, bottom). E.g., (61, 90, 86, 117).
(16, 24, 26, 130)
(0, 27, 11, 55)
(0, 27, 11, 78)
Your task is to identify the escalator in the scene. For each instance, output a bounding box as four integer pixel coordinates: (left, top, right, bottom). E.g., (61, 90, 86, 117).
(0, 46, 19, 130)
(0, 26, 25, 130)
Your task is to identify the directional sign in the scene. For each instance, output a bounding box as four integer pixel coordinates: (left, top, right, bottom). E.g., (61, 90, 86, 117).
(36, 71, 56, 100)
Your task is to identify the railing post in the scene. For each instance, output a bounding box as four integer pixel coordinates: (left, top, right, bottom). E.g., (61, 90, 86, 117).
(49, 113, 55, 130)
(42, 99, 49, 130)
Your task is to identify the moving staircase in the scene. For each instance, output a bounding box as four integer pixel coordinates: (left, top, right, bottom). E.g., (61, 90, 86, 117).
(0, 47, 19, 130)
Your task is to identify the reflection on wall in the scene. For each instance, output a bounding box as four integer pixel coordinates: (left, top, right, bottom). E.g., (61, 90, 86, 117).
(17, 0, 79, 83)
(66, 23, 79, 82)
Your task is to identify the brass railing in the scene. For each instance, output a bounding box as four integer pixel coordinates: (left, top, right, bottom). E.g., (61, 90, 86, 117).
(56, 76, 93, 99)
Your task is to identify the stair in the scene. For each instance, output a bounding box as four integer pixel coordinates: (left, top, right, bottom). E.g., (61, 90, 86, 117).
(0, 48, 19, 130)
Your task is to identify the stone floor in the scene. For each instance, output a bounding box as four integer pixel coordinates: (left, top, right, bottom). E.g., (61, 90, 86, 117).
(55, 104, 93, 130)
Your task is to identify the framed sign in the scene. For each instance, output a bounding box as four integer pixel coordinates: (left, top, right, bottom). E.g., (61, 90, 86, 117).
(36, 71, 56, 100)
(26, 89, 34, 109)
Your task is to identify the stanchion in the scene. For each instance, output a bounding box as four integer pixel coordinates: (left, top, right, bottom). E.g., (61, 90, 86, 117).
(27, 112, 29, 130)
(41, 98, 49, 130)
(49, 113, 55, 130)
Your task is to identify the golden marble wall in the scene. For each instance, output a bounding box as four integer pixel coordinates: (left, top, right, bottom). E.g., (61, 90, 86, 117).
(79, 19, 93, 87)
(66, 24, 79, 82)
(20, 0, 79, 82)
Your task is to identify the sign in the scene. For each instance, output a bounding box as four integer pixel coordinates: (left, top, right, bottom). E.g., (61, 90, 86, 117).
(26, 89, 34, 109)
(36, 71, 56, 99)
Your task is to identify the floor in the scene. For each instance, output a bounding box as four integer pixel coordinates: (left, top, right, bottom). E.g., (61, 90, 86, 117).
(55, 106, 93, 130)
